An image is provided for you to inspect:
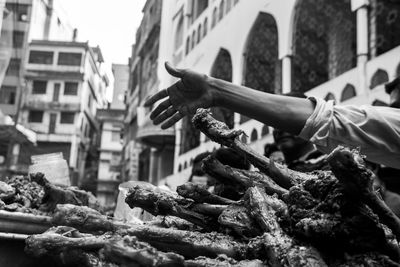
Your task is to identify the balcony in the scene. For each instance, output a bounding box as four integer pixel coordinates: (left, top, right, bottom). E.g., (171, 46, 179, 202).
(136, 111, 175, 148)
(23, 100, 80, 112)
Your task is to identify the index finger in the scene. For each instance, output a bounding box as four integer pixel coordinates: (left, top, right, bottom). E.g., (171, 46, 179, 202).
(144, 89, 168, 107)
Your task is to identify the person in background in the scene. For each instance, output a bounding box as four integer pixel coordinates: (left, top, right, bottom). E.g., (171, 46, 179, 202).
(272, 92, 329, 172)
(264, 143, 286, 166)
(213, 147, 251, 200)
(189, 152, 213, 188)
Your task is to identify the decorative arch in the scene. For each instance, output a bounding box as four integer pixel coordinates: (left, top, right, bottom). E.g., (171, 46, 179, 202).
(372, 99, 388, 106)
(210, 48, 234, 128)
(292, 0, 356, 93)
(191, 31, 196, 49)
(203, 18, 208, 37)
(211, 8, 217, 28)
(340, 83, 356, 102)
(241, 12, 281, 123)
(250, 129, 258, 142)
(241, 134, 247, 144)
(185, 36, 190, 55)
(197, 24, 202, 44)
(369, 0, 400, 57)
(174, 15, 184, 50)
(370, 69, 389, 89)
(219, 0, 225, 21)
(324, 92, 336, 102)
(261, 125, 269, 136)
(226, 0, 232, 13)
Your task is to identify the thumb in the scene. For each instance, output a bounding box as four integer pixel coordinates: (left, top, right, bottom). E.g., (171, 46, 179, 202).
(165, 62, 184, 78)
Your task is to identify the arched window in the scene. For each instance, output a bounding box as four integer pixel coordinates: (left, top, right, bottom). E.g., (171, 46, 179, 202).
(197, 24, 202, 44)
(324, 92, 336, 102)
(185, 36, 190, 55)
(261, 125, 269, 136)
(180, 115, 200, 155)
(340, 84, 356, 102)
(219, 0, 225, 21)
(184, 161, 187, 169)
(226, 0, 232, 13)
(396, 62, 400, 77)
(241, 134, 247, 144)
(210, 48, 234, 128)
(292, 0, 356, 93)
(242, 12, 281, 123)
(250, 129, 258, 142)
(370, 69, 389, 89)
(191, 31, 196, 49)
(369, 0, 400, 57)
(211, 8, 217, 28)
(372, 99, 388, 106)
(190, 158, 193, 166)
(178, 164, 182, 172)
(203, 18, 208, 37)
(174, 15, 184, 50)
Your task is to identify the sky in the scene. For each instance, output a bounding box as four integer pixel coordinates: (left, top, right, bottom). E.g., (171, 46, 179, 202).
(58, 0, 146, 91)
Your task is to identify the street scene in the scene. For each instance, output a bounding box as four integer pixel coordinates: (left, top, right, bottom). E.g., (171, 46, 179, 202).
(0, 0, 400, 266)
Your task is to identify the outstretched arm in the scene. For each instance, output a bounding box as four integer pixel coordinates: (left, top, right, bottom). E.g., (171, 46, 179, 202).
(145, 62, 315, 134)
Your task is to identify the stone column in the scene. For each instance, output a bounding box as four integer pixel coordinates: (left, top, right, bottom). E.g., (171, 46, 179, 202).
(352, 0, 370, 95)
(281, 55, 292, 94)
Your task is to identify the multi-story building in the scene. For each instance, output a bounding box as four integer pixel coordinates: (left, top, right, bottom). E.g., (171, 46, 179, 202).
(150, 0, 400, 189)
(123, 0, 175, 185)
(96, 63, 128, 207)
(19, 40, 108, 183)
(0, 0, 73, 119)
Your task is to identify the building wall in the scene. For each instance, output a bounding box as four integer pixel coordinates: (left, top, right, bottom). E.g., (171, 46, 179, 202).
(154, 0, 398, 184)
(111, 63, 128, 110)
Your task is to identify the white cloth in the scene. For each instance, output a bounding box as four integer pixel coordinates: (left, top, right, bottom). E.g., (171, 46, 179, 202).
(299, 97, 400, 169)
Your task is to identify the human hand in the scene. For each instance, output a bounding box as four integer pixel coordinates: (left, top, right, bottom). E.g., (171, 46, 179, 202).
(144, 62, 216, 129)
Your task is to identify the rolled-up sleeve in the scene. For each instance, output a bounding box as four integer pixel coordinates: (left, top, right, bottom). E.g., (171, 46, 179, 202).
(299, 97, 400, 168)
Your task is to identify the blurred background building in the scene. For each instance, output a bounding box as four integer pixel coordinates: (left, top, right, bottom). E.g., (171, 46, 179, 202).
(96, 63, 127, 207)
(123, 0, 400, 189)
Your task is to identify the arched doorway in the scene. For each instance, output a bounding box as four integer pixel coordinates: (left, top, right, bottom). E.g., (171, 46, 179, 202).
(242, 12, 281, 123)
(210, 48, 234, 128)
(292, 0, 356, 93)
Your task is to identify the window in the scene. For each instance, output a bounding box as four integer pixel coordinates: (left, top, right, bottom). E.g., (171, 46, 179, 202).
(0, 86, 16, 104)
(111, 131, 120, 141)
(64, 82, 78, 95)
(57, 52, 82, 66)
(28, 50, 53, 64)
(211, 8, 217, 28)
(219, 0, 225, 21)
(341, 84, 356, 102)
(12, 31, 24, 48)
(60, 112, 75, 124)
(191, 31, 196, 49)
(197, 24, 202, 43)
(191, 0, 209, 21)
(6, 58, 20, 75)
(6, 3, 28, 22)
(32, 81, 47, 94)
(174, 16, 184, 50)
(28, 111, 43, 123)
(185, 36, 191, 55)
(203, 18, 208, 37)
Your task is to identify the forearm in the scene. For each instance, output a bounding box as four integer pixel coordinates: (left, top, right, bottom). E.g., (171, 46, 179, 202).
(209, 77, 315, 135)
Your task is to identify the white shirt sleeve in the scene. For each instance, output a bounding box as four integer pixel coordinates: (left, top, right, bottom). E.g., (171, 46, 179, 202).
(299, 97, 400, 168)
